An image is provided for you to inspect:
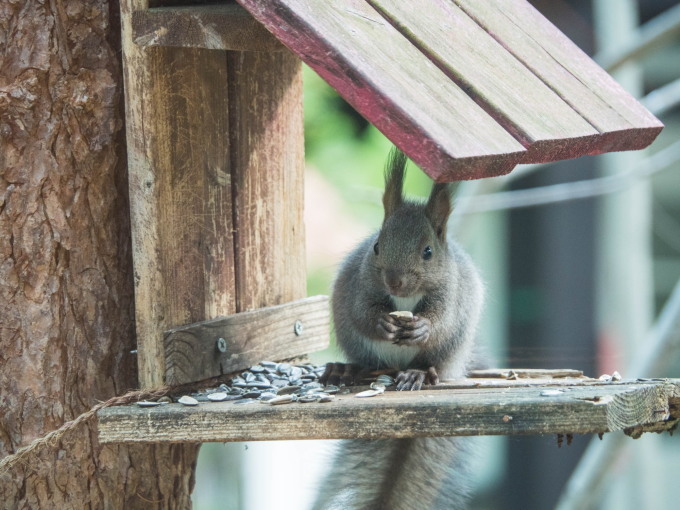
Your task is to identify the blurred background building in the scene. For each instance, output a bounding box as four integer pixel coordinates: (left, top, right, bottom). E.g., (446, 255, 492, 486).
(193, 1, 680, 508)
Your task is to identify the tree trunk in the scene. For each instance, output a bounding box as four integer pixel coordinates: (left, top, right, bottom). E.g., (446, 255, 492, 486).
(0, 1, 198, 508)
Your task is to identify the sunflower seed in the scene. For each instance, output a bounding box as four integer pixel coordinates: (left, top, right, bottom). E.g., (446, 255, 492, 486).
(269, 394, 297, 405)
(390, 310, 414, 321)
(137, 401, 160, 407)
(277, 363, 292, 375)
(376, 375, 395, 386)
(178, 395, 199, 406)
(298, 394, 320, 403)
(277, 385, 301, 395)
(355, 389, 384, 398)
(234, 398, 256, 405)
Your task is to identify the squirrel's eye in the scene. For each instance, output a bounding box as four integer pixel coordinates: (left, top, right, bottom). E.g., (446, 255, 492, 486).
(374, 243, 379, 255)
(423, 246, 433, 260)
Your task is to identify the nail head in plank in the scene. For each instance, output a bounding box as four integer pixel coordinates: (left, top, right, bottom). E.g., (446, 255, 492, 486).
(132, 5, 285, 51)
(369, 0, 603, 164)
(97, 379, 680, 443)
(163, 296, 330, 385)
(237, 0, 527, 181)
(453, 0, 662, 153)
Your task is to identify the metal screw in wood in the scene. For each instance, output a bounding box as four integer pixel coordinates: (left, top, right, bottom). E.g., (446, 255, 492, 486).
(294, 320, 304, 336)
(216, 337, 228, 353)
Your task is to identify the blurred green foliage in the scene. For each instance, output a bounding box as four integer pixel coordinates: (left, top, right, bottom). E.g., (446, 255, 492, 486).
(303, 65, 436, 214)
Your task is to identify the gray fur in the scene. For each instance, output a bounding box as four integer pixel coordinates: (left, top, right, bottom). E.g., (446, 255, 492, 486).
(332, 148, 484, 378)
(314, 149, 485, 510)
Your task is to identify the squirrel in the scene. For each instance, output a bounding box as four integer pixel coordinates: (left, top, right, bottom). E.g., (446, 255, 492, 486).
(314, 148, 484, 510)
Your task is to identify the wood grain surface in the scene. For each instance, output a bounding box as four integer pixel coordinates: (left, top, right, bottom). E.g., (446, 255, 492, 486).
(369, 0, 602, 163)
(125, 34, 306, 387)
(133, 4, 284, 51)
(232, 0, 662, 178)
(453, 0, 663, 155)
(164, 296, 330, 385)
(124, 44, 235, 388)
(98, 378, 680, 443)
(237, 0, 527, 181)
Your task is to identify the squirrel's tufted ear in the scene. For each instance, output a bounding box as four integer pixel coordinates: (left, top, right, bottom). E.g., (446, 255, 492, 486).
(383, 147, 407, 218)
(425, 183, 453, 241)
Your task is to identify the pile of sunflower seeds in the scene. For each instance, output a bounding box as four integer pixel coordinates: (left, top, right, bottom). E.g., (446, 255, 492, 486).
(137, 362, 357, 408)
(205, 361, 342, 406)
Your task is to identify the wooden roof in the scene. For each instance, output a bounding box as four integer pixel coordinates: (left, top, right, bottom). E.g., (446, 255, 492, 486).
(235, 0, 663, 181)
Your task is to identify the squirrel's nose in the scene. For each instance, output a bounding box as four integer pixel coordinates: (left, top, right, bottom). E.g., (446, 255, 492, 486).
(384, 270, 404, 292)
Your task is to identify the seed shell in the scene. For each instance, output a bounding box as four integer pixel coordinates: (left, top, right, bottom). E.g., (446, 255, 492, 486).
(178, 395, 199, 406)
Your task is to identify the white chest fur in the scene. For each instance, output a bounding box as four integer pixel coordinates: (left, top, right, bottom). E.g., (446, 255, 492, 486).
(391, 294, 423, 312)
(364, 340, 420, 370)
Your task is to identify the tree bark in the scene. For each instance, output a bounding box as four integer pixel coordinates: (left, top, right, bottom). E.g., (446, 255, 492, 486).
(0, 1, 198, 508)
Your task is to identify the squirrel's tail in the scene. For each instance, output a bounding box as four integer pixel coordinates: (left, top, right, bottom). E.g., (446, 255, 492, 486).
(312, 437, 473, 510)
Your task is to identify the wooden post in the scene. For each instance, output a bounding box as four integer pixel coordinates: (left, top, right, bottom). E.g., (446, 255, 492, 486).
(123, 4, 232, 388)
(227, 50, 306, 312)
(122, 4, 304, 388)
(120, 0, 305, 505)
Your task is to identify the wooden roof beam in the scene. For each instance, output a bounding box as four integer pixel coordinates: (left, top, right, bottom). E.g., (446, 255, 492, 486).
(132, 4, 283, 52)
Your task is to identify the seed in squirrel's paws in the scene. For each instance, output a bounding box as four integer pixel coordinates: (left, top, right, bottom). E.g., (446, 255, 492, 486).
(390, 311, 414, 321)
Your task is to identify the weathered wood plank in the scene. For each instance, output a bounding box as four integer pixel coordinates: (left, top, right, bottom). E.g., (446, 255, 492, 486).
(369, 0, 603, 163)
(164, 296, 330, 385)
(116, 0, 204, 502)
(151, 47, 237, 327)
(132, 5, 284, 51)
(469, 368, 585, 379)
(123, 10, 236, 386)
(236, 0, 527, 181)
(452, 0, 663, 155)
(227, 50, 307, 311)
(97, 379, 680, 443)
(124, 31, 307, 385)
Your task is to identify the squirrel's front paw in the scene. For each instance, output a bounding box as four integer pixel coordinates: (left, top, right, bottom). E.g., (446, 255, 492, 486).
(395, 367, 439, 391)
(392, 315, 431, 346)
(377, 313, 401, 341)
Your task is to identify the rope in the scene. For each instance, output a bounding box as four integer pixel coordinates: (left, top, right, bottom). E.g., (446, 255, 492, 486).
(0, 377, 227, 475)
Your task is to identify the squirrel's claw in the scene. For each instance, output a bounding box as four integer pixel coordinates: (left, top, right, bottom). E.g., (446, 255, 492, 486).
(395, 367, 439, 391)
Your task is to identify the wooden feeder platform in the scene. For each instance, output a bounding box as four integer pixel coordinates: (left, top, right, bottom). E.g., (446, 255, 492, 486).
(97, 370, 680, 444)
(107, 0, 668, 451)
